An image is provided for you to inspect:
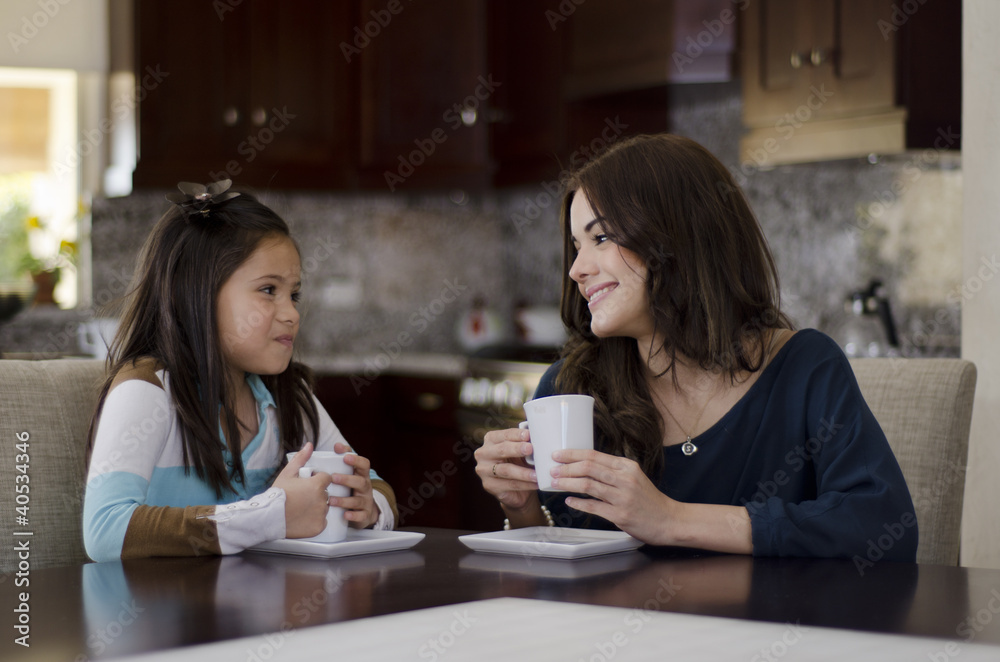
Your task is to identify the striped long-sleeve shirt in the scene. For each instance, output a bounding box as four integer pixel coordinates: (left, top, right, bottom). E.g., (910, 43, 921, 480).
(84, 369, 396, 562)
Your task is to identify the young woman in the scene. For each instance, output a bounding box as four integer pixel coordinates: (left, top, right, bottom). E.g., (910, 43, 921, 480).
(476, 134, 917, 560)
(84, 181, 396, 562)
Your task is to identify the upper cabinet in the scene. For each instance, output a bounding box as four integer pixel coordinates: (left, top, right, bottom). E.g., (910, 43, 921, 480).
(133, 1, 955, 190)
(133, 0, 356, 189)
(564, 0, 736, 99)
(356, 0, 493, 192)
(741, 0, 960, 166)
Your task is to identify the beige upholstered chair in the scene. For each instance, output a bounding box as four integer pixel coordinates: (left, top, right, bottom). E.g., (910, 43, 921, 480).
(0, 359, 105, 572)
(849, 358, 977, 566)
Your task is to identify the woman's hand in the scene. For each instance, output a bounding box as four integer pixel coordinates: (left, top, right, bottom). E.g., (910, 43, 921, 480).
(549, 449, 753, 552)
(274, 442, 334, 539)
(331, 441, 380, 529)
(475, 427, 540, 514)
(548, 448, 676, 545)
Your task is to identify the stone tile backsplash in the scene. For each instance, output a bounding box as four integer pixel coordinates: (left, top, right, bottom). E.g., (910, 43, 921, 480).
(1, 82, 960, 358)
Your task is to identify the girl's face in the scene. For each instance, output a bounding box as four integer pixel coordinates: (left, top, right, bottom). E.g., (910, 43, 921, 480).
(568, 190, 653, 341)
(216, 235, 301, 378)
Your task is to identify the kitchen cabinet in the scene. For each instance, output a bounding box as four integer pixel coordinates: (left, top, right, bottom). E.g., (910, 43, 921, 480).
(740, 0, 909, 166)
(131, 0, 746, 191)
(357, 0, 493, 192)
(315, 372, 485, 530)
(564, 0, 737, 99)
(488, 0, 566, 187)
(133, 0, 355, 189)
(558, 0, 736, 178)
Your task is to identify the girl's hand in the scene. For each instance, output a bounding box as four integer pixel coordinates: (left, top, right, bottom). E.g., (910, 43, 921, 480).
(548, 448, 677, 545)
(274, 442, 335, 539)
(475, 427, 539, 513)
(331, 442, 380, 529)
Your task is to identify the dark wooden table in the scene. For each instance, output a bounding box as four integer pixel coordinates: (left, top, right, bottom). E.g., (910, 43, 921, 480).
(5, 528, 1000, 661)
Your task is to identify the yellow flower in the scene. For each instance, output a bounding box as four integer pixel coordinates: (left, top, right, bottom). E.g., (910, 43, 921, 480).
(26, 215, 41, 230)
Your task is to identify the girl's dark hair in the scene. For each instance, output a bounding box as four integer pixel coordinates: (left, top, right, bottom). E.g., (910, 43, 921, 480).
(557, 133, 792, 477)
(87, 192, 318, 497)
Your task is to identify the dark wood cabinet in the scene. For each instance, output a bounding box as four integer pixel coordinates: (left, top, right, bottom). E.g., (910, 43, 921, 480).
(315, 373, 477, 529)
(488, 0, 567, 187)
(133, 0, 355, 189)
(357, 0, 493, 192)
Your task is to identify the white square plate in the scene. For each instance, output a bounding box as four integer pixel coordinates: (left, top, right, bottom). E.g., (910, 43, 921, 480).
(458, 527, 643, 559)
(247, 529, 425, 559)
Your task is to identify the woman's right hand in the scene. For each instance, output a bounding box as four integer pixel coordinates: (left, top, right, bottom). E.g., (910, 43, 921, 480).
(273, 442, 334, 539)
(475, 427, 539, 512)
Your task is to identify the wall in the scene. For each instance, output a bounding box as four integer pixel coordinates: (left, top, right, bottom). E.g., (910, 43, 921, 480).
(0, 0, 107, 71)
(960, 0, 1000, 569)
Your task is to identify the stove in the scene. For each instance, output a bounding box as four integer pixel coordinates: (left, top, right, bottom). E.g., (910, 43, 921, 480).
(456, 344, 560, 445)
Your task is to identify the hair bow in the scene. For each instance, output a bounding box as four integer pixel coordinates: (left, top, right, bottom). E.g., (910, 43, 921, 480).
(165, 179, 240, 217)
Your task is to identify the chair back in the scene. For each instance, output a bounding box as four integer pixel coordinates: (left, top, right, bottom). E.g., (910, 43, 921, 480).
(849, 358, 976, 565)
(0, 359, 105, 571)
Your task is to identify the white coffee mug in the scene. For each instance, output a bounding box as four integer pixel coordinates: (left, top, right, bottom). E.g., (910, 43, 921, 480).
(521, 394, 595, 491)
(286, 450, 352, 543)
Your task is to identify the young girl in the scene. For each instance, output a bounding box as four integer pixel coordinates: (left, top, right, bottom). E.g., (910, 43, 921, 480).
(83, 180, 396, 562)
(476, 134, 918, 560)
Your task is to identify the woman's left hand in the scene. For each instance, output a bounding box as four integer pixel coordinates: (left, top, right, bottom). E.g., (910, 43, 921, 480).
(549, 449, 677, 545)
(331, 442, 380, 529)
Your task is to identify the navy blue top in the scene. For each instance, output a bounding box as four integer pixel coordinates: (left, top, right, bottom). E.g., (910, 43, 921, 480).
(535, 329, 918, 560)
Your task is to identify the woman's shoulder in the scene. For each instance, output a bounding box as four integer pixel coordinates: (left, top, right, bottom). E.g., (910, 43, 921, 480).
(109, 357, 166, 393)
(765, 328, 857, 389)
(776, 328, 846, 362)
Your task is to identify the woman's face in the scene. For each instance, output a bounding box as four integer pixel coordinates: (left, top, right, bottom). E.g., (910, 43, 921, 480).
(568, 190, 653, 341)
(216, 235, 301, 379)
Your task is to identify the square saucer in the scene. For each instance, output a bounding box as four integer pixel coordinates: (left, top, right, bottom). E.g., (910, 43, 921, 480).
(458, 527, 642, 559)
(248, 529, 425, 559)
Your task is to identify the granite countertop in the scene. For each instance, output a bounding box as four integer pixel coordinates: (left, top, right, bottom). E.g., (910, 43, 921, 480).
(300, 352, 467, 379)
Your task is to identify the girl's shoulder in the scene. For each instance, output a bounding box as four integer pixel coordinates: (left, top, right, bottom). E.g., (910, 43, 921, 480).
(109, 357, 165, 392)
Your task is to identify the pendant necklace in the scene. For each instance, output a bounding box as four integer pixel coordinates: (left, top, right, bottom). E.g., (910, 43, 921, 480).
(653, 381, 719, 457)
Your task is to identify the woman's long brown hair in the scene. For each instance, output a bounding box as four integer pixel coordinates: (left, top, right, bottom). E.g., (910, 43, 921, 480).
(557, 134, 792, 478)
(87, 193, 319, 497)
